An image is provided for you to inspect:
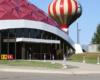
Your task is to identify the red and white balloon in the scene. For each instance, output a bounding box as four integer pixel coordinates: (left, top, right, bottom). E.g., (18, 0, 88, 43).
(48, 0, 82, 32)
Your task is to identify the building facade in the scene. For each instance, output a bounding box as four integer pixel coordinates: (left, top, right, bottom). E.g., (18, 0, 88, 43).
(0, 0, 75, 60)
(0, 20, 75, 60)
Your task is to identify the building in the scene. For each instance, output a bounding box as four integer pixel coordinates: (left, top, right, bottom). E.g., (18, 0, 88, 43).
(0, 0, 75, 60)
(87, 44, 100, 53)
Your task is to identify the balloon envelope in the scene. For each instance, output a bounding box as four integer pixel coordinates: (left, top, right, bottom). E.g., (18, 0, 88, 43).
(48, 0, 82, 32)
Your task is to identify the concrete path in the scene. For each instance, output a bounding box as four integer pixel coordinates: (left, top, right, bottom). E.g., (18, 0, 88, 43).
(0, 61, 100, 74)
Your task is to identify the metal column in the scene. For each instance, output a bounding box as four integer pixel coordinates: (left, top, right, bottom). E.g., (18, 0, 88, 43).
(15, 30, 16, 59)
(7, 31, 9, 54)
(0, 32, 1, 54)
(22, 43, 25, 59)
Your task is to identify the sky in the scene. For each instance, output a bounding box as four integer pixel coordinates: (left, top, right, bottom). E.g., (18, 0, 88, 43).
(29, 0, 100, 45)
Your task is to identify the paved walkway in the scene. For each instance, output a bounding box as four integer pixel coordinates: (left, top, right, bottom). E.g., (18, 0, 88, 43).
(0, 61, 100, 74)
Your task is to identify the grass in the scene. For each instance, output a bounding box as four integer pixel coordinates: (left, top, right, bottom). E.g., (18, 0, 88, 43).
(0, 60, 63, 69)
(69, 53, 100, 64)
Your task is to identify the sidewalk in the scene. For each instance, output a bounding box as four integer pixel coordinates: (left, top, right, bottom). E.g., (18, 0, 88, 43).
(0, 61, 100, 74)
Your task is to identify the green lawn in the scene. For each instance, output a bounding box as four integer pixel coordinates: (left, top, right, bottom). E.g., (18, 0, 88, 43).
(0, 60, 63, 69)
(69, 53, 100, 64)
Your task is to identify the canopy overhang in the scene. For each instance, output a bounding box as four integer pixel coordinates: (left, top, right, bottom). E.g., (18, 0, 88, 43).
(4, 38, 60, 44)
(0, 19, 75, 49)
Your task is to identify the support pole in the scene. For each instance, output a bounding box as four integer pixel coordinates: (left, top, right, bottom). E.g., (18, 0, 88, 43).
(59, 42, 61, 59)
(66, 46, 69, 58)
(77, 23, 80, 44)
(22, 43, 25, 60)
(83, 56, 86, 63)
(0, 32, 1, 54)
(15, 30, 16, 59)
(7, 31, 9, 54)
(51, 54, 55, 64)
(44, 53, 46, 62)
(97, 56, 100, 64)
(15, 40, 16, 60)
(29, 53, 32, 61)
(63, 42, 67, 69)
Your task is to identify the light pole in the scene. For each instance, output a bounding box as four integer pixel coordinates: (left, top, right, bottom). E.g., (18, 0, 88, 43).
(77, 23, 81, 44)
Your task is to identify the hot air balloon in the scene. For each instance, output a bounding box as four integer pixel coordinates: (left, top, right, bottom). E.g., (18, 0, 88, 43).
(48, 0, 82, 32)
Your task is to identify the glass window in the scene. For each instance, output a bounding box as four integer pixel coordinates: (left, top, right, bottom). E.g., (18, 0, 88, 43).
(16, 29, 23, 37)
(9, 29, 16, 38)
(22, 29, 29, 38)
(1, 30, 8, 39)
(30, 29, 41, 38)
(1, 28, 60, 40)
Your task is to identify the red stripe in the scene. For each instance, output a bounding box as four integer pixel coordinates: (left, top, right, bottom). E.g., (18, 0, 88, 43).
(48, 4, 51, 16)
(74, 0, 78, 14)
(60, 0, 64, 23)
(68, 0, 72, 15)
(61, 24, 68, 28)
(53, 0, 57, 18)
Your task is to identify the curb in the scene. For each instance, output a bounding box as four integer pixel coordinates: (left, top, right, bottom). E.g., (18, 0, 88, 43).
(0, 68, 100, 74)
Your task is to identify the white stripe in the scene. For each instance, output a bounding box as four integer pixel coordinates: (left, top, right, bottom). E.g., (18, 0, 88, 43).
(64, 0, 68, 23)
(50, 1, 55, 17)
(71, 0, 76, 15)
(62, 28, 68, 32)
(77, 3, 81, 14)
(56, 0, 63, 24)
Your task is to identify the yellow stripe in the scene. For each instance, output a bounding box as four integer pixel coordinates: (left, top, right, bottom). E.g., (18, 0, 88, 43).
(71, 0, 76, 15)
(50, 1, 55, 17)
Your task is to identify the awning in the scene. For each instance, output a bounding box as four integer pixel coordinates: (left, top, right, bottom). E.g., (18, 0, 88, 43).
(4, 38, 60, 44)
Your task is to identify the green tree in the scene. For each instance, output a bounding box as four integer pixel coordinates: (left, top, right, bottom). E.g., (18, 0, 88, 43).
(92, 24, 100, 44)
(92, 24, 100, 51)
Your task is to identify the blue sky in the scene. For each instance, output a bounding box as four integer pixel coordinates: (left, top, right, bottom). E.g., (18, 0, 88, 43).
(29, 0, 100, 45)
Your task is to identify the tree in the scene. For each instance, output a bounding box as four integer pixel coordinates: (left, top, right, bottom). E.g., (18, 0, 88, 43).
(92, 24, 100, 44)
(92, 24, 100, 51)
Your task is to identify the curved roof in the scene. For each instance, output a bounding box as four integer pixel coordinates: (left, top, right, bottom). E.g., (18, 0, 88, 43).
(0, 0, 58, 27)
(0, 20, 75, 49)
